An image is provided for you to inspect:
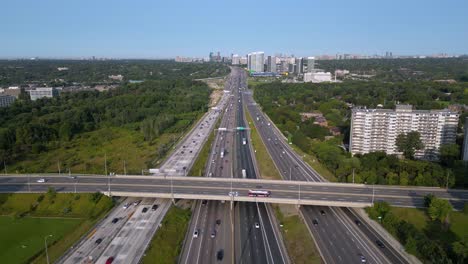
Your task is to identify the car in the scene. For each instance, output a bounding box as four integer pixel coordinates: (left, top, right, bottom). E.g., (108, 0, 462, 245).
(211, 230, 216, 238)
(193, 229, 199, 238)
(228, 191, 238, 197)
(376, 240, 385, 248)
(225, 159, 228, 163)
(69, 176, 77, 179)
(320, 210, 326, 216)
(359, 254, 367, 263)
(142, 207, 148, 213)
(133, 200, 141, 206)
(111, 218, 119, 224)
(123, 203, 130, 209)
(217, 250, 224, 261)
(254, 223, 260, 229)
(36, 178, 46, 183)
(95, 238, 103, 244)
(202, 200, 207, 205)
(151, 204, 159, 211)
(105, 256, 114, 264)
(355, 220, 361, 226)
(216, 219, 221, 225)
(312, 219, 318, 225)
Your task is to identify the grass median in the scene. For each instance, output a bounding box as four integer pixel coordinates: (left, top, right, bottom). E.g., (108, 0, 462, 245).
(141, 204, 192, 264)
(273, 205, 322, 264)
(245, 108, 281, 180)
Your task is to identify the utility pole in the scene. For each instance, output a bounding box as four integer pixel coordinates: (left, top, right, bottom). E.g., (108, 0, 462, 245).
(104, 153, 108, 177)
(352, 168, 355, 184)
(446, 171, 450, 190)
(170, 175, 175, 205)
(289, 167, 292, 181)
(3, 160, 6, 175)
(372, 184, 375, 205)
(57, 161, 61, 175)
(123, 160, 127, 175)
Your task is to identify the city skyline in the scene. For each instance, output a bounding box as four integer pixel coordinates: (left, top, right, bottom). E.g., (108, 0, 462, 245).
(1, 0, 467, 58)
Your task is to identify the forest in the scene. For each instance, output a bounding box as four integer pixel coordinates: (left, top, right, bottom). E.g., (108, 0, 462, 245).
(253, 80, 468, 188)
(0, 60, 229, 86)
(318, 57, 468, 82)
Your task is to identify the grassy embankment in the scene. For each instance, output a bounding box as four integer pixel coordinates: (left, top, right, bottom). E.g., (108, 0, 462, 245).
(0, 193, 113, 264)
(245, 107, 321, 263)
(141, 203, 192, 264)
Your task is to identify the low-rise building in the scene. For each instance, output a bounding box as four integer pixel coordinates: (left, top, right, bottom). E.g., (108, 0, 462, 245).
(304, 72, 332, 83)
(29, 87, 59, 101)
(463, 117, 468, 161)
(0, 94, 16, 107)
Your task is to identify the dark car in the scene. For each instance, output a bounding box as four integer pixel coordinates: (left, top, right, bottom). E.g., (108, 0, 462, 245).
(217, 250, 224, 261)
(111, 218, 119, 224)
(202, 200, 208, 205)
(312, 219, 318, 225)
(95, 238, 103, 244)
(152, 204, 159, 211)
(105, 256, 114, 264)
(142, 207, 148, 213)
(355, 220, 361, 226)
(320, 210, 326, 215)
(216, 219, 221, 225)
(376, 240, 385, 248)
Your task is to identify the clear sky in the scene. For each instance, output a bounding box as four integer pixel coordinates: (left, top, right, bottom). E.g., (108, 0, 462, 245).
(1, 0, 467, 58)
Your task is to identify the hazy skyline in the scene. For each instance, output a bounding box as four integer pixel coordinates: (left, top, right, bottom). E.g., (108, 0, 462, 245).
(1, 0, 467, 58)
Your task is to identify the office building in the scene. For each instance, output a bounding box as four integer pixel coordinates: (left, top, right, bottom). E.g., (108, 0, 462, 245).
(0, 94, 16, 107)
(29, 87, 59, 101)
(294, 57, 303, 74)
(304, 72, 332, 83)
(232, 54, 240, 65)
(350, 105, 459, 160)
(463, 117, 468, 161)
(266, 56, 276, 72)
(306, 57, 315, 72)
(247, 52, 265, 73)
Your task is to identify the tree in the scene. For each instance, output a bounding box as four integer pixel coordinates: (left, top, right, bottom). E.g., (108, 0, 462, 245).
(439, 144, 460, 166)
(427, 196, 452, 223)
(396, 131, 424, 159)
(452, 240, 468, 264)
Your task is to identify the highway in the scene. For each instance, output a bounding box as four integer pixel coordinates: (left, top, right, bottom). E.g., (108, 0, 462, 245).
(180, 67, 239, 264)
(243, 79, 413, 264)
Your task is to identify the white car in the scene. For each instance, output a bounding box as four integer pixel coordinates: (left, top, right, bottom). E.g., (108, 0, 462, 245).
(254, 223, 260, 229)
(193, 229, 199, 238)
(36, 178, 46, 183)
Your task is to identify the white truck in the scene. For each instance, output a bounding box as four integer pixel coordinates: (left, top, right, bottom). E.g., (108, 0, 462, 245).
(220, 149, 225, 158)
(242, 169, 247, 178)
(242, 138, 246, 145)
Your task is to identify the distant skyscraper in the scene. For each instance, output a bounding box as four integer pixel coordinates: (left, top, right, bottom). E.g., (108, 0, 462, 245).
(306, 57, 315, 73)
(463, 117, 468, 161)
(266, 56, 276, 72)
(232, 54, 240, 65)
(294, 57, 303, 75)
(247, 52, 265, 72)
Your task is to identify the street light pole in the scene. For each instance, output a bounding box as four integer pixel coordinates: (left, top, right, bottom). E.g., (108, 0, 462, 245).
(352, 168, 355, 184)
(44, 234, 53, 264)
(372, 184, 375, 205)
(289, 167, 292, 181)
(3, 160, 6, 175)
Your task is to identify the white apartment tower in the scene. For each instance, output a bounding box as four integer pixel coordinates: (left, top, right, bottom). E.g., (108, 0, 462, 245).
(247, 52, 265, 72)
(266, 56, 276, 72)
(350, 105, 459, 160)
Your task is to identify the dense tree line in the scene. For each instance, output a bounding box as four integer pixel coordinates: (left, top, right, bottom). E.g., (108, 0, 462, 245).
(317, 57, 468, 82)
(0, 60, 230, 86)
(367, 200, 467, 264)
(253, 80, 468, 187)
(0, 79, 211, 163)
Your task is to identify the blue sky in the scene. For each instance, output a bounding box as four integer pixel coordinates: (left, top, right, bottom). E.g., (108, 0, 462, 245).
(1, 0, 467, 58)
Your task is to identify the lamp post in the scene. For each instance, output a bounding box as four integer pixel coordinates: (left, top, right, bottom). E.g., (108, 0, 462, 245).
(289, 167, 292, 181)
(44, 234, 53, 264)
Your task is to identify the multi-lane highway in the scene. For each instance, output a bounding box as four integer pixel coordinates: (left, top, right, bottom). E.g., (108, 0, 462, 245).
(243, 74, 414, 264)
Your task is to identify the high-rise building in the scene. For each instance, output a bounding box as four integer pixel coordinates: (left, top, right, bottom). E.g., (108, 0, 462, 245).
(266, 56, 276, 72)
(29, 87, 59, 101)
(0, 94, 16, 107)
(306, 57, 315, 72)
(463, 117, 468, 161)
(232, 54, 240, 65)
(294, 57, 303, 74)
(247, 52, 265, 72)
(350, 105, 459, 160)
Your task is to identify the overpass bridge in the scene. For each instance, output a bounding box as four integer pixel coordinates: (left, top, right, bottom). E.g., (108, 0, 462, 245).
(1, 174, 467, 209)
